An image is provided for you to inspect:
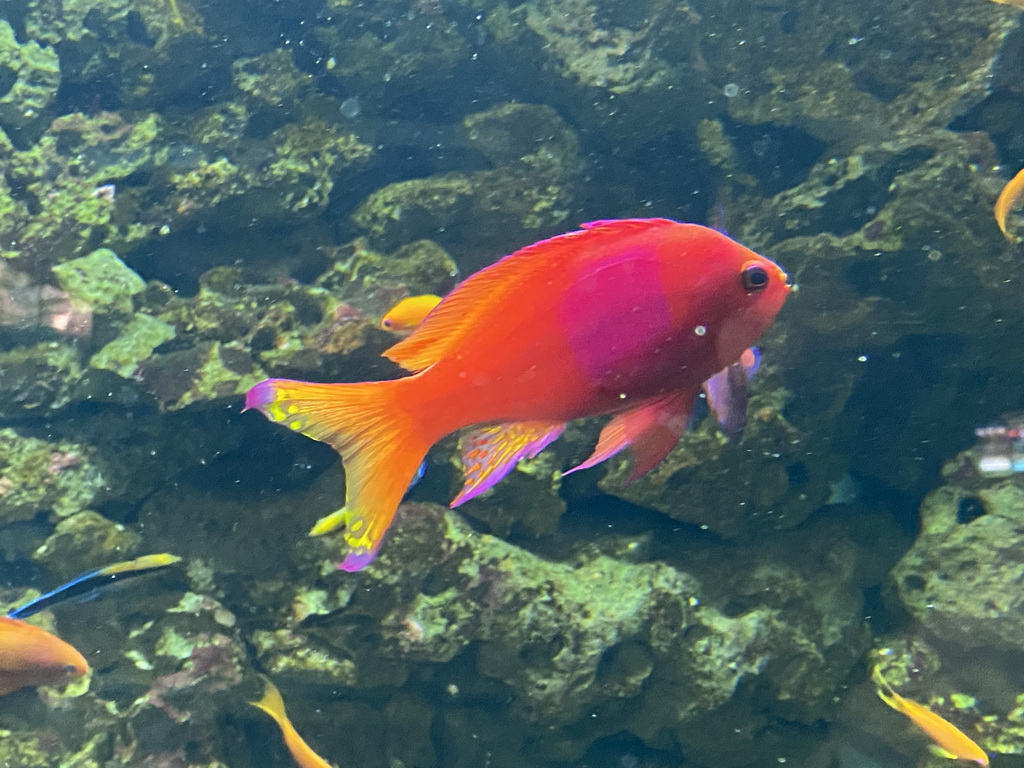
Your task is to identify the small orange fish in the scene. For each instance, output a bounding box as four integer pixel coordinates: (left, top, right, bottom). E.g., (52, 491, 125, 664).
(989, 0, 1024, 8)
(251, 677, 334, 768)
(0, 616, 89, 696)
(873, 666, 989, 766)
(380, 294, 442, 333)
(995, 167, 1024, 238)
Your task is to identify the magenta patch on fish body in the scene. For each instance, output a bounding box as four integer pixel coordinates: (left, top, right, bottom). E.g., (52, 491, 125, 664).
(561, 251, 672, 387)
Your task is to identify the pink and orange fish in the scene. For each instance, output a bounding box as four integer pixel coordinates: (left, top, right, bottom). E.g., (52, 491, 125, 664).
(246, 218, 791, 569)
(0, 616, 89, 697)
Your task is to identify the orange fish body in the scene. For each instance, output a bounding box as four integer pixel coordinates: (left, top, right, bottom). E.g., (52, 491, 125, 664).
(247, 219, 790, 569)
(995, 167, 1024, 238)
(873, 667, 989, 766)
(0, 616, 89, 696)
(251, 677, 334, 768)
(380, 294, 442, 333)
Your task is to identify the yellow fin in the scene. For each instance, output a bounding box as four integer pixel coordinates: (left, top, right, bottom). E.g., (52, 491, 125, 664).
(309, 509, 347, 537)
(928, 744, 958, 760)
(251, 677, 288, 727)
(872, 665, 903, 712)
(251, 676, 335, 768)
(245, 377, 430, 570)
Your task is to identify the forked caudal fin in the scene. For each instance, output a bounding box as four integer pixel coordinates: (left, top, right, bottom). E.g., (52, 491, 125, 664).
(245, 377, 431, 570)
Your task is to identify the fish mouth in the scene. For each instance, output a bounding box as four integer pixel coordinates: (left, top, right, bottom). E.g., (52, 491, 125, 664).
(778, 266, 797, 293)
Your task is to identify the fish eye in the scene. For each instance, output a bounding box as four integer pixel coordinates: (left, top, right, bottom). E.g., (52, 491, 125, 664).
(382, 319, 392, 328)
(64, 664, 79, 675)
(741, 264, 769, 291)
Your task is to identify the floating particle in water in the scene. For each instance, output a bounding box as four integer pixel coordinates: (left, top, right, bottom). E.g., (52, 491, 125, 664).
(339, 97, 361, 118)
(92, 184, 116, 202)
(723, 83, 740, 98)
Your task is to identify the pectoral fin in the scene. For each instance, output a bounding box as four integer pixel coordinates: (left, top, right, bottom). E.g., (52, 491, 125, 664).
(702, 347, 760, 441)
(565, 390, 695, 482)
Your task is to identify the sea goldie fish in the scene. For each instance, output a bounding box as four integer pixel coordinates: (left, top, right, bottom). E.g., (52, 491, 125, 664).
(0, 617, 89, 697)
(380, 294, 443, 333)
(873, 666, 989, 766)
(246, 218, 791, 569)
(994, 167, 1024, 239)
(251, 677, 334, 768)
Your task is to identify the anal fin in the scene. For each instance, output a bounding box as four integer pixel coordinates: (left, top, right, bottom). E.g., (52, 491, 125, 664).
(452, 421, 566, 506)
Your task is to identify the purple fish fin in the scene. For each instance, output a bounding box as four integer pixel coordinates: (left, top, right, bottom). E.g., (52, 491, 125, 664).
(703, 347, 761, 441)
(565, 390, 695, 482)
(339, 548, 378, 572)
(451, 421, 566, 507)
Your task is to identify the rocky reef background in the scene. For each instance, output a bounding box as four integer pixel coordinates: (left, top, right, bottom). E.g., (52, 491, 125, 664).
(1, 0, 1024, 766)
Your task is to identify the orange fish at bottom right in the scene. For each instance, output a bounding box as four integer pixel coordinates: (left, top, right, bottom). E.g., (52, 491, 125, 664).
(994, 167, 1024, 239)
(872, 666, 989, 766)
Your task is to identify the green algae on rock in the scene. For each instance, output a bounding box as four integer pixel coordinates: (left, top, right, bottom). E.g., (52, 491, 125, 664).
(352, 103, 583, 266)
(0, 730, 57, 768)
(89, 313, 176, 379)
(316, 237, 459, 308)
(238, 501, 869, 764)
(892, 473, 1024, 652)
(0, 429, 105, 523)
(456, 450, 566, 539)
(31, 509, 141, 580)
(52, 248, 146, 316)
(597, 385, 838, 539)
(0, 20, 60, 134)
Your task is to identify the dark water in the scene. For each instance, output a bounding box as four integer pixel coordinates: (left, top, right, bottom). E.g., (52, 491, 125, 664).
(1, 0, 1024, 766)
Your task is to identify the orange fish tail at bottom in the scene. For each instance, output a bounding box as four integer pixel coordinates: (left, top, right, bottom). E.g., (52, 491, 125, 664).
(251, 677, 334, 768)
(245, 377, 432, 570)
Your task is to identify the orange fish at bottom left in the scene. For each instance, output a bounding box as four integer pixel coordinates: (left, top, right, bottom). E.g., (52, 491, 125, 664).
(0, 616, 89, 697)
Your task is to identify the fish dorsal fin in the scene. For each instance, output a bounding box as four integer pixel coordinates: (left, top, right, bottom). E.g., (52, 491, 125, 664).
(383, 218, 679, 372)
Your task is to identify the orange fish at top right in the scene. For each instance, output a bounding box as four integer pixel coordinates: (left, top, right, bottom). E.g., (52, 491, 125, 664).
(988, 0, 1024, 8)
(995, 167, 1024, 239)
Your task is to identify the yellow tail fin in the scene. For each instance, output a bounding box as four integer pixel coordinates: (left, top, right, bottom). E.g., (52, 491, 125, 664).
(245, 377, 431, 570)
(251, 677, 288, 726)
(872, 665, 905, 713)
